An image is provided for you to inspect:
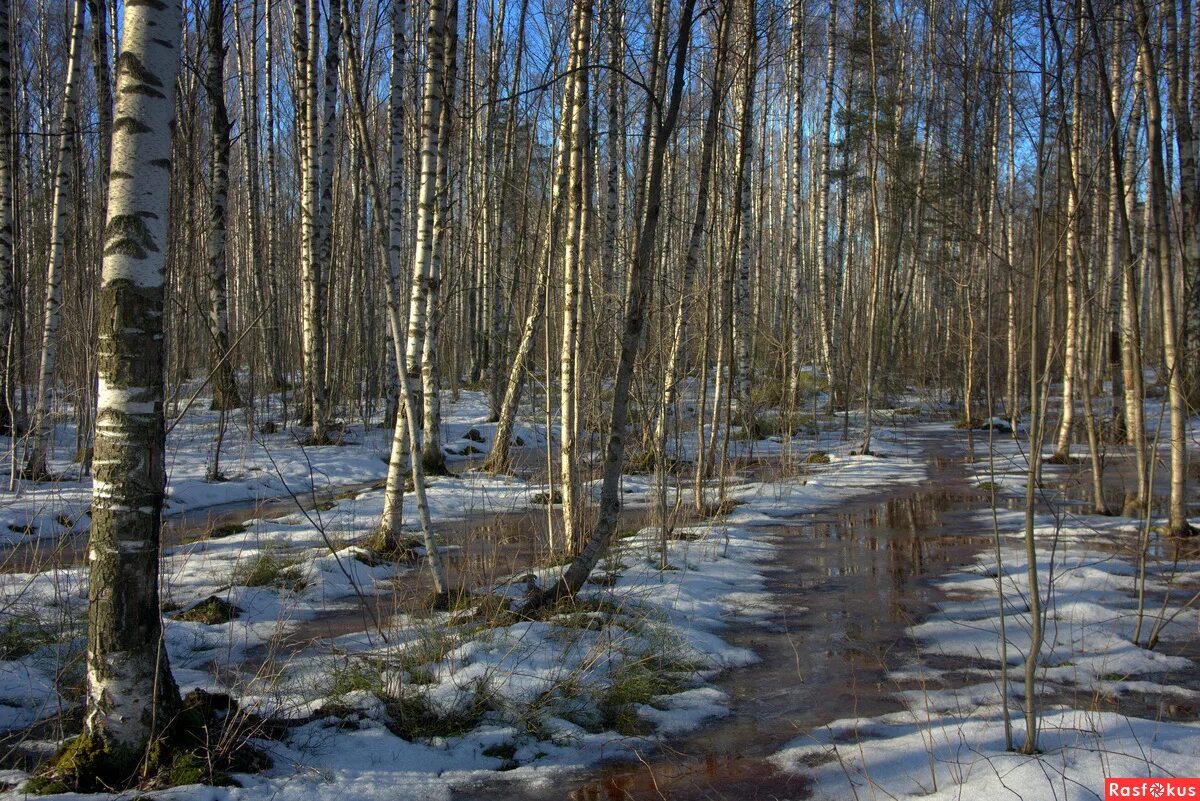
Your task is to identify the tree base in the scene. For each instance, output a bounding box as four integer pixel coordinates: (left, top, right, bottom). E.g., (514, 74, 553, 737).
(422, 452, 451, 476)
(362, 529, 421, 561)
(25, 691, 268, 794)
(1163, 521, 1198, 538)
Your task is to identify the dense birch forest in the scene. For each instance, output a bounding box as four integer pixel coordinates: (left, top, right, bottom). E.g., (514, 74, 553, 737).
(0, 0, 1197, 797)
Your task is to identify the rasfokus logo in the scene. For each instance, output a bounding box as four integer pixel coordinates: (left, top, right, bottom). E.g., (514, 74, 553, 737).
(1106, 779, 1200, 799)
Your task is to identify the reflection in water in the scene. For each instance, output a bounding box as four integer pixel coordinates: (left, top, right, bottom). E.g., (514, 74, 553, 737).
(459, 447, 995, 801)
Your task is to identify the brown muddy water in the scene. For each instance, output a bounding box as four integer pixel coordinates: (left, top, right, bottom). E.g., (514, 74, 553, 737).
(455, 433, 1200, 801)
(0, 449, 558, 573)
(455, 440, 997, 801)
(236, 502, 711, 667)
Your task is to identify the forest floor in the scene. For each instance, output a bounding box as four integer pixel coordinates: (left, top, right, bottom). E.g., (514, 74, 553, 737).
(0, 392, 1197, 800)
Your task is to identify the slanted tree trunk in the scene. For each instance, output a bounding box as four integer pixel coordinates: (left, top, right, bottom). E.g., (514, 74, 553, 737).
(378, 0, 449, 539)
(25, 0, 85, 479)
(526, 0, 697, 608)
(80, 0, 184, 774)
(656, 0, 730, 447)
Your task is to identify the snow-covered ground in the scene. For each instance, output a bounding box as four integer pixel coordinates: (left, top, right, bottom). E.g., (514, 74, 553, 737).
(0, 391, 550, 547)
(0, 399, 928, 799)
(771, 430, 1200, 801)
(2, 392, 1198, 801)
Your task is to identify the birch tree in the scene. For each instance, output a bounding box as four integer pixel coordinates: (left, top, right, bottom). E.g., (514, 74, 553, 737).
(378, 0, 450, 541)
(41, 0, 187, 784)
(204, 0, 241, 424)
(527, 0, 698, 608)
(0, 0, 14, 437)
(25, 0, 86, 479)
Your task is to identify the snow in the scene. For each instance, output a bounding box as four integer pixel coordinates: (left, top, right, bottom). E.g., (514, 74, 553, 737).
(770, 423, 1200, 801)
(2, 393, 1199, 801)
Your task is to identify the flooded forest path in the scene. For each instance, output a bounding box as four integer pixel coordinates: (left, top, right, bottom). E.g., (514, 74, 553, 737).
(461, 425, 1002, 800)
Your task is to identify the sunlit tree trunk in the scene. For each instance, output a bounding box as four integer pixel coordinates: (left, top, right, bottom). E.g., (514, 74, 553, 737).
(422, 0, 458, 476)
(83, 0, 184, 764)
(558, 0, 592, 553)
(788, 0, 807, 402)
(1134, 0, 1192, 537)
(25, 0, 85, 479)
(1051, 53, 1082, 462)
(379, 0, 449, 536)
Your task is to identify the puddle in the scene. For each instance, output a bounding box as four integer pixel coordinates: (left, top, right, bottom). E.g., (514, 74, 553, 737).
(457, 435, 995, 800)
(237, 503, 712, 669)
(0, 450, 555, 574)
(458, 427, 1200, 800)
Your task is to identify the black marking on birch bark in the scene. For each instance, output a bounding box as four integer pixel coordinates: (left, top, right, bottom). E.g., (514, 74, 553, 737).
(117, 52, 163, 85)
(104, 214, 158, 257)
(113, 116, 151, 134)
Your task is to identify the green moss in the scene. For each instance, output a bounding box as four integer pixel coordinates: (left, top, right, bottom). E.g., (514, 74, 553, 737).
(175, 596, 241, 625)
(0, 619, 64, 660)
(165, 751, 207, 786)
(231, 552, 308, 592)
(26, 732, 140, 794)
(328, 659, 386, 697)
(361, 531, 422, 561)
(806, 451, 831, 465)
(22, 776, 69, 795)
(385, 686, 492, 741)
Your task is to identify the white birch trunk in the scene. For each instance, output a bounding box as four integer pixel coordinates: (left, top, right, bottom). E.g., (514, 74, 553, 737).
(85, 0, 184, 753)
(26, 0, 86, 479)
(380, 0, 448, 537)
(0, 0, 14, 436)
